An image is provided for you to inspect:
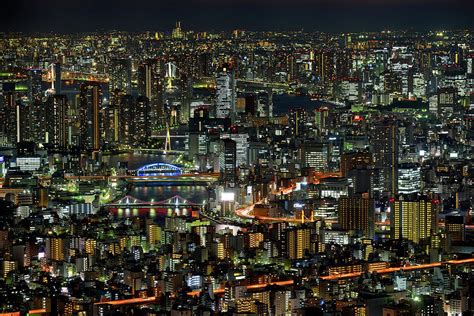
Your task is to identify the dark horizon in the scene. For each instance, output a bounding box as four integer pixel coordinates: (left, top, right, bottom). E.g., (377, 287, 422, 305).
(2, 0, 474, 33)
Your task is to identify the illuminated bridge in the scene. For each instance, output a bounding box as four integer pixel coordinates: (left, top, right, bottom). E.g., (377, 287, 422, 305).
(106, 195, 203, 218)
(136, 162, 183, 176)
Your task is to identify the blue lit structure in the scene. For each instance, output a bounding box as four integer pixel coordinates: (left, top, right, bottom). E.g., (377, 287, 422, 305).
(136, 162, 183, 176)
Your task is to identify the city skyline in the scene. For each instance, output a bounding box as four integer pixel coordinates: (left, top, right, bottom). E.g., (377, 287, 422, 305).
(0, 3, 473, 315)
(2, 0, 474, 33)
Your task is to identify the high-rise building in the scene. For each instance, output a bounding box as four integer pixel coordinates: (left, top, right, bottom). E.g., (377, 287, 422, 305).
(132, 96, 152, 145)
(372, 121, 398, 196)
(339, 196, 375, 238)
(298, 142, 329, 171)
(46, 237, 65, 261)
(1, 92, 19, 145)
(445, 215, 465, 242)
(52, 62, 61, 94)
(215, 66, 236, 119)
(398, 163, 421, 194)
(79, 83, 102, 151)
(28, 69, 46, 143)
(219, 139, 237, 184)
(45, 94, 68, 149)
(118, 95, 133, 146)
(286, 227, 311, 260)
(341, 151, 373, 177)
(109, 58, 132, 96)
(138, 60, 164, 127)
(391, 195, 437, 243)
(289, 108, 306, 137)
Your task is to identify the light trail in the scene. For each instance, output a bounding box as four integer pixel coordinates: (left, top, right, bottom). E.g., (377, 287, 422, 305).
(320, 258, 474, 281)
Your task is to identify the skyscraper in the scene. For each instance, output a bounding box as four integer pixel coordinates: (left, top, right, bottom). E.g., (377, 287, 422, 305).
(219, 139, 237, 184)
(79, 83, 102, 151)
(138, 60, 164, 128)
(109, 58, 132, 97)
(119, 94, 133, 146)
(298, 142, 329, 171)
(372, 121, 398, 196)
(132, 96, 152, 145)
(339, 196, 375, 238)
(215, 66, 236, 120)
(391, 195, 437, 243)
(398, 163, 421, 194)
(28, 69, 45, 143)
(289, 108, 306, 137)
(286, 227, 311, 260)
(46, 95, 68, 150)
(46, 237, 65, 261)
(53, 62, 61, 94)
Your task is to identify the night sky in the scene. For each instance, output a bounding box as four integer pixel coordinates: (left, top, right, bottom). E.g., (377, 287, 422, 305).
(2, 0, 473, 33)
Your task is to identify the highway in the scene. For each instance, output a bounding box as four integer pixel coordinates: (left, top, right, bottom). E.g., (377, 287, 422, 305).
(92, 257, 474, 306)
(320, 257, 474, 281)
(235, 171, 341, 223)
(94, 280, 295, 306)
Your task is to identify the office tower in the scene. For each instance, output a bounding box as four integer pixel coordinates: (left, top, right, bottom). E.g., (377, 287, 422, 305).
(314, 107, 329, 133)
(215, 65, 236, 119)
(109, 58, 132, 96)
(53, 62, 61, 94)
(391, 195, 437, 243)
(1, 92, 17, 145)
(256, 90, 273, 117)
(45, 94, 68, 150)
(315, 51, 335, 83)
(28, 69, 46, 142)
(222, 133, 249, 166)
(2, 261, 17, 279)
(197, 52, 213, 78)
(46, 237, 65, 261)
(0, 92, 29, 144)
(289, 108, 306, 137)
(132, 96, 152, 145)
(219, 139, 237, 184)
(138, 60, 164, 127)
(335, 50, 352, 79)
(398, 163, 421, 194)
(172, 21, 184, 39)
(445, 216, 465, 242)
(119, 95, 133, 146)
(286, 227, 311, 260)
(103, 103, 119, 145)
(341, 152, 373, 177)
(437, 87, 457, 116)
(298, 142, 329, 171)
(372, 121, 398, 196)
(339, 196, 375, 238)
(79, 83, 102, 151)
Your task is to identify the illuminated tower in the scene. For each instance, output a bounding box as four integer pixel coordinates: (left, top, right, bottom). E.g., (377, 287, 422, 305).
(46, 237, 65, 261)
(215, 65, 236, 120)
(289, 108, 306, 137)
(391, 195, 437, 244)
(219, 139, 237, 184)
(119, 95, 133, 146)
(53, 62, 61, 94)
(109, 58, 132, 96)
(79, 83, 102, 151)
(132, 96, 152, 146)
(28, 69, 46, 142)
(138, 60, 164, 128)
(286, 227, 311, 260)
(339, 196, 375, 238)
(45, 94, 68, 149)
(372, 121, 398, 196)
